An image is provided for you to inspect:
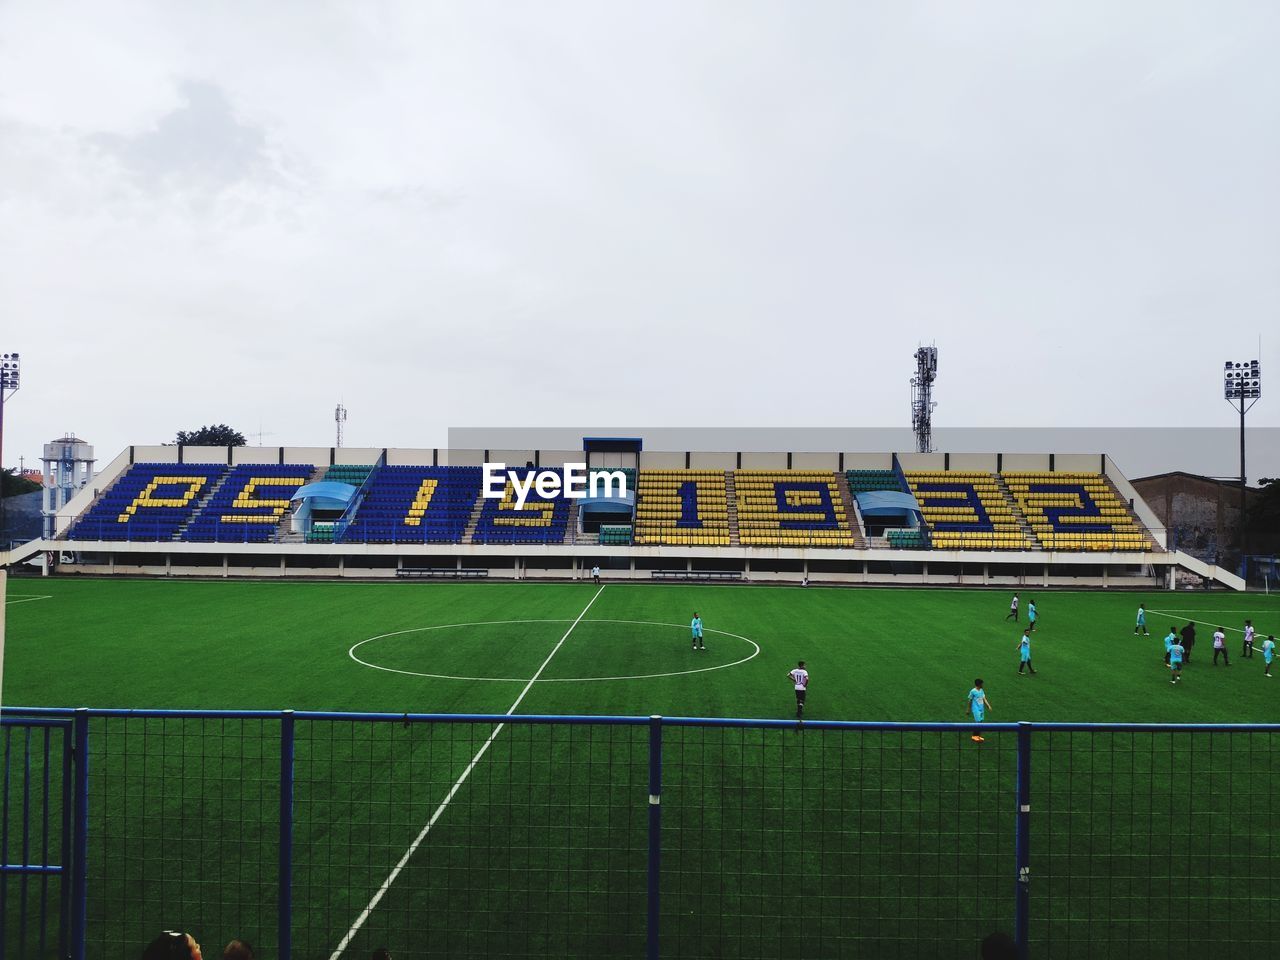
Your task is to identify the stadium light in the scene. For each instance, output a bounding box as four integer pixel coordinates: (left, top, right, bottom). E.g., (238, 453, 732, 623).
(1223, 358, 1261, 570)
(0, 352, 21, 537)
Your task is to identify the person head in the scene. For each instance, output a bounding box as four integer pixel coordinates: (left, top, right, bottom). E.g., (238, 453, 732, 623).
(1269, 635, 1276, 644)
(693, 612, 698, 618)
(142, 932, 201, 960)
(222, 942, 253, 960)
(797, 660, 805, 669)
(974, 678, 984, 689)
(1246, 619, 1252, 627)
(980, 931, 1017, 960)
(1219, 626, 1225, 633)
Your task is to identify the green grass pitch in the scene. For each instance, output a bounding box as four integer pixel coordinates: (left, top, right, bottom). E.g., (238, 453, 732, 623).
(3, 579, 1279, 960)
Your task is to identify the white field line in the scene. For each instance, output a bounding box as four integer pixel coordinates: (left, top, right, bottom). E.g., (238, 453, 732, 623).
(327, 585, 606, 960)
(4, 595, 53, 605)
(1146, 610, 1254, 634)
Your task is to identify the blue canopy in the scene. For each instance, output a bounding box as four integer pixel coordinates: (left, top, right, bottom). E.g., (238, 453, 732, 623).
(291, 481, 357, 511)
(855, 490, 921, 516)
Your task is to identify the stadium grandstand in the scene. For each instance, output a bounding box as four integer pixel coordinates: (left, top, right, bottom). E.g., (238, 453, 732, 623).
(5, 437, 1244, 589)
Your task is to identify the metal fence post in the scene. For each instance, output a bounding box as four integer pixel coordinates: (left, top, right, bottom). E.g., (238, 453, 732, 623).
(279, 710, 295, 960)
(1015, 722, 1032, 960)
(70, 708, 89, 960)
(647, 715, 663, 960)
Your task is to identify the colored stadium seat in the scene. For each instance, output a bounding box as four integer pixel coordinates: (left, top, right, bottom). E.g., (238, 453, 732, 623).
(1002, 472, 1154, 551)
(735, 471, 855, 547)
(183, 464, 314, 543)
(905, 472, 1035, 551)
(67, 463, 228, 542)
(633, 471, 730, 547)
(341, 466, 484, 544)
(471, 468, 571, 545)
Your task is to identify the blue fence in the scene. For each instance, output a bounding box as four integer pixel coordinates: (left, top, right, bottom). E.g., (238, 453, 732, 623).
(2, 709, 1278, 960)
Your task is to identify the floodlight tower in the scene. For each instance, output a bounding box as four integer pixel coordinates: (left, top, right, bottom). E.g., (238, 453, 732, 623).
(0, 352, 20, 535)
(335, 403, 347, 448)
(1224, 359, 1262, 564)
(911, 345, 938, 453)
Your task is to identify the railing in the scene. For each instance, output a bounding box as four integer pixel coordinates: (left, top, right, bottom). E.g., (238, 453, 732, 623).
(3, 710, 1278, 960)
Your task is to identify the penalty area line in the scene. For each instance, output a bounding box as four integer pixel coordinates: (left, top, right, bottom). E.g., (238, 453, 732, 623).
(327, 584, 606, 960)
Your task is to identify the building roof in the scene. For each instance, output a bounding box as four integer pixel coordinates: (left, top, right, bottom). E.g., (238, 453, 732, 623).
(1131, 470, 1259, 491)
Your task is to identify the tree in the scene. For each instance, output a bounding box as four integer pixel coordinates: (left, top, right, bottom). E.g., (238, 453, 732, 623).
(1, 467, 41, 498)
(173, 424, 247, 447)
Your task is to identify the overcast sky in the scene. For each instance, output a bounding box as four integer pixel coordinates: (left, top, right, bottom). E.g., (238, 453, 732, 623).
(1, 1, 1277, 471)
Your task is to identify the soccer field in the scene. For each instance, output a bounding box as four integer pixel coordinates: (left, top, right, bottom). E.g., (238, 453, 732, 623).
(3, 578, 1280, 960)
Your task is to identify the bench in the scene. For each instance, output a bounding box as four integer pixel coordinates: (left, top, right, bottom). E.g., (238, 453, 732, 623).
(397, 567, 489, 579)
(651, 570, 742, 581)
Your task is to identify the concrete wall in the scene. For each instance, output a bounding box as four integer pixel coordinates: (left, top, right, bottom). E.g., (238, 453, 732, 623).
(1001, 453, 1051, 472)
(639, 451, 686, 469)
(387, 448, 437, 466)
(133, 445, 176, 463)
(792, 452, 840, 470)
(896, 453, 946, 472)
(844, 453, 893, 470)
(183, 445, 230, 464)
(690, 452, 738, 470)
(739, 452, 788, 469)
(336, 447, 382, 466)
(283, 447, 330, 466)
(1056, 453, 1106, 473)
(949, 453, 998, 472)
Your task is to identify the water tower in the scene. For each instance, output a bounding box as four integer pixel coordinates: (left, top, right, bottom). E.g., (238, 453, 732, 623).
(42, 434, 95, 539)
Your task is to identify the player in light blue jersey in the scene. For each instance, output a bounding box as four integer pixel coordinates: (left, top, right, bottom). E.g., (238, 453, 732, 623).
(967, 679, 990, 742)
(1263, 635, 1275, 677)
(1027, 599, 1038, 632)
(1016, 630, 1036, 675)
(1134, 603, 1149, 636)
(1168, 639, 1185, 684)
(1163, 627, 1177, 666)
(691, 613, 704, 651)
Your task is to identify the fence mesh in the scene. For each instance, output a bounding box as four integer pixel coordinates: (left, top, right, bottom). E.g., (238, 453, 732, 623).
(1034, 728, 1280, 960)
(87, 716, 279, 960)
(4, 711, 1280, 960)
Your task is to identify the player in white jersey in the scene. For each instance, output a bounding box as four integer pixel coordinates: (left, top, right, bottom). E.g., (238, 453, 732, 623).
(1243, 620, 1255, 659)
(789, 661, 809, 721)
(1005, 593, 1019, 622)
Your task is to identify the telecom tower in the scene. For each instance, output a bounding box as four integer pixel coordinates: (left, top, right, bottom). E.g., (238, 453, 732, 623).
(910, 345, 938, 453)
(41, 434, 95, 539)
(335, 403, 347, 448)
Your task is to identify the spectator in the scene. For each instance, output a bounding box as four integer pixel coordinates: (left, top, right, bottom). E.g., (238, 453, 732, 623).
(222, 942, 254, 960)
(980, 931, 1016, 960)
(1180, 622, 1196, 663)
(142, 932, 202, 960)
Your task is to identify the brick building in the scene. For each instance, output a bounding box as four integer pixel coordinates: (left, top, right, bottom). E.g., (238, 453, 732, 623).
(1131, 471, 1261, 563)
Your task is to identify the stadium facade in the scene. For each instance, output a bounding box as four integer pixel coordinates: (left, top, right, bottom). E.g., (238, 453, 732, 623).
(5, 440, 1245, 589)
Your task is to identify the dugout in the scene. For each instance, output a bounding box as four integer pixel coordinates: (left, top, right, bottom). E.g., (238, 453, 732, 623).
(855, 490, 924, 537)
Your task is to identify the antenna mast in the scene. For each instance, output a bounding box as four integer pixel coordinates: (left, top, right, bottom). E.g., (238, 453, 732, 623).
(910, 344, 938, 453)
(335, 403, 347, 448)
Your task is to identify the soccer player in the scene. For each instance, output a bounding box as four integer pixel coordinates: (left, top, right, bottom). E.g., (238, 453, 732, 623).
(967, 679, 990, 742)
(1213, 627, 1230, 666)
(1262, 635, 1275, 677)
(1163, 627, 1177, 666)
(1026, 599, 1038, 633)
(1005, 593, 1019, 622)
(1017, 629, 1036, 675)
(691, 612, 704, 651)
(1180, 621, 1196, 664)
(591, 564, 600, 585)
(1168, 637, 1185, 684)
(1243, 620, 1255, 659)
(789, 661, 809, 720)
(1134, 603, 1149, 636)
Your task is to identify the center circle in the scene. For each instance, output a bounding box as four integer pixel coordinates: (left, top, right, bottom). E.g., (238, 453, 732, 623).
(348, 619, 760, 683)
